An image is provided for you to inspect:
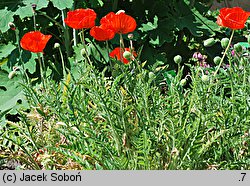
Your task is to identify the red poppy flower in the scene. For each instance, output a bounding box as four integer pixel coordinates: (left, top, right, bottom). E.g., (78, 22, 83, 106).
(90, 25, 115, 41)
(64, 8, 97, 29)
(20, 31, 52, 53)
(100, 11, 136, 34)
(217, 7, 250, 30)
(109, 47, 137, 64)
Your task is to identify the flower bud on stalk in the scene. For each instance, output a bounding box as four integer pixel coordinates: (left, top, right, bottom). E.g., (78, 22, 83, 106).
(148, 72, 155, 79)
(8, 71, 16, 79)
(180, 79, 187, 86)
(54, 43, 60, 49)
(174, 55, 182, 64)
(234, 43, 242, 53)
(8, 66, 19, 79)
(8, 22, 16, 31)
(221, 38, 229, 49)
(213, 56, 221, 65)
(128, 33, 134, 40)
(203, 38, 216, 47)
(81, 48, 87, 56)
(32, 4, 37, 12)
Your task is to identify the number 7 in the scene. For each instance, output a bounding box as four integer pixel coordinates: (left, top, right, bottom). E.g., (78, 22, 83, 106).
(241, 173, 246, 181)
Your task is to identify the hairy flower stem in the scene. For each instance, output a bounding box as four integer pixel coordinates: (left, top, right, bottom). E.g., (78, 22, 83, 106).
(213, 30, 235, 77)
(37, 53, 46, 89)
(106, 41, 113, 71)
(58, 47, 66, 79)
(81, 29, 92, 66)
(32, 8, 37, 31)
(90, 40, 108, 64)
(119, 33, 125, 64)
(62, 10, 72, 58)
(15, 28, 29, 83)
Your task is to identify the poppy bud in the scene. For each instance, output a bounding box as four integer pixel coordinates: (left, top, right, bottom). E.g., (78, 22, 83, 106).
(32, 4, 37, 10)
(203, 38, 216, 47)
(81, 48, 86, 56)
(180, 79, 187, 86)
(174, 55, 182, 64)
(213, 56, 221, 65)
(234, 43, 242, 53)
(123, 51, 132, 60)
(54, 43, 60, 49)
(248, 35, 250, 44)
(148, 72, 155, 79)
(201, 75, 209, 82)
(8, 71, 16, 79)
(8, 22, 16, 31)
(221, 38, 229, 49)
(128, 33, 134, 40)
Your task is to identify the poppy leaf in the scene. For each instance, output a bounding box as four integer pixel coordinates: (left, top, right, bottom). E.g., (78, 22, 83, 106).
(50, 0, 74, 10)
(0, 70, 29, 115)
(139, 16, 158, 32)
(23, 0, 49, 10)
(15, 5, 33, 19)
(0, 42, 16, 61)
(0, 7, 14, 33)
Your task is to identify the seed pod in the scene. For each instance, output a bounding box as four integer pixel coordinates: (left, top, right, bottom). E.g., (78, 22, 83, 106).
(174, 55, 182, 64)
(213, 56, 221, 65)
(203, 38, 216, 47)
(123, 51, 132, 59)
(221, 38, 229, 49)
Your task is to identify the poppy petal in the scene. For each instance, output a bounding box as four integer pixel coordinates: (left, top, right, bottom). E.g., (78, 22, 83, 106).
(100, 11, 136, 34)
(217, 7, 250, 30)
(90, 26, 115, 41)
(64, 9, 97, 29)
(109, 47, 136, 64)
(20, 31, 52, 53)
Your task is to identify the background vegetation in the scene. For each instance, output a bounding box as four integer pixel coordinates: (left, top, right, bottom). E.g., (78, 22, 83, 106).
(0, 0, 249, 170)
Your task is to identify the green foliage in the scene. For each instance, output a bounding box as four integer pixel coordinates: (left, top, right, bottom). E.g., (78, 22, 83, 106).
(50, 0, 74, 10)
(0, 70, 29, 116)
(0, 8, 14, 33)
(0, 43, 16, 61)
(0, 0, 249, 170)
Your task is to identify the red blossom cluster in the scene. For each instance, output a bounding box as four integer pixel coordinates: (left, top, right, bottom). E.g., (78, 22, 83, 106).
(19, 7, 250, 64)
(63, 8, 137, 64)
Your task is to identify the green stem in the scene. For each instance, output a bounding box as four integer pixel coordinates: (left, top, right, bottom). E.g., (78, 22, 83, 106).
(90, 39, 108, 64)
(59, 47, 66, 79)
(62, 10, 72, 58)
(213, 30, 235, 77)
(81, 29, 92, 65)
(15, 28, 29, 83)
(106, 41, 113, 71)
(37, 53, 45, 88)
(33, 10, 37, 31)
(119, 33, 125, 64)
(37, 10, 64, 30)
